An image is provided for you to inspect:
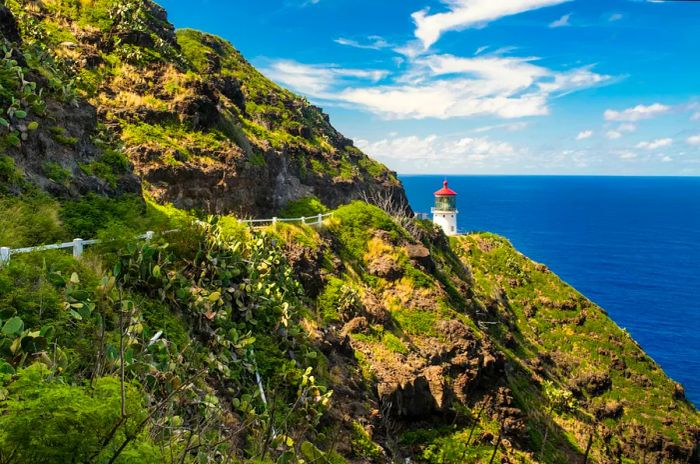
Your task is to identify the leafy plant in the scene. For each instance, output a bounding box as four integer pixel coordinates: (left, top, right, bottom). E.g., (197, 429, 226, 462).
(279, 196, 328, 219)
(42, 161, 72, 185)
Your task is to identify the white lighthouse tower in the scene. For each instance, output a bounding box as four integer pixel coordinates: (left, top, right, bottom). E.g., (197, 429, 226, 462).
(432, 180, 458, 236)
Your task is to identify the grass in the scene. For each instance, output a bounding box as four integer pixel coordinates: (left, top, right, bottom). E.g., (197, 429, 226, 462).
(0, 194, 66, 247)
(330, 201, 406, 262)
(121, 122, 228, 164)
(41, 162, 72, 185)
(454, 232, 700, 458)
(49, 126, 78, 146)
(279, 196, 328, 219)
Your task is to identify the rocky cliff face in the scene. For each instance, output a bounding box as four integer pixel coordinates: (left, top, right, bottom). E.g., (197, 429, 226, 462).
(288, 206, 700, 463)
(0, 0, 408, 215)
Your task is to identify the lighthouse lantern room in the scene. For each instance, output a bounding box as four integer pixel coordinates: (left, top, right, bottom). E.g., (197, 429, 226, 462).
(432, 180, 458, 236)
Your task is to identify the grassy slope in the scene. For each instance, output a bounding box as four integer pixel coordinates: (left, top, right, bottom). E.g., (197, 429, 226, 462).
(453, 234, 700, 463)
(0, 200, 697, 463)
(1, 0, 397, 211)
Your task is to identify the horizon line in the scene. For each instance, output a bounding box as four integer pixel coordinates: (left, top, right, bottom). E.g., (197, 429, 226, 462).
(396, 173, 700, 178)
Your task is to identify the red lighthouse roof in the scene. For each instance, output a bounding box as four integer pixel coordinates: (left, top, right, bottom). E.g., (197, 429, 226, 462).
(434, 180, 457, 196)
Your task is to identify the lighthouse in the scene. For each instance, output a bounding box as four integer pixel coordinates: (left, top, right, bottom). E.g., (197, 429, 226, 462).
(432, 180, 458, 236)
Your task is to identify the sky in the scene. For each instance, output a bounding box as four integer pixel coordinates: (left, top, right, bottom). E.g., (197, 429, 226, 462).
(157, 0, 700, 175)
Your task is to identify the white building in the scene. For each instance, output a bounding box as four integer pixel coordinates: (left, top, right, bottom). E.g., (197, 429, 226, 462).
(431, 180, 458, 236)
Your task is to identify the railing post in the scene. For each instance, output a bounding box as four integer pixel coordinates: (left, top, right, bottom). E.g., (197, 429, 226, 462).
(272, 217, 277, 227)
(301, 216, 306, 225)
(317, 213, 322, 226)
(145, 231, 154, 241)
(0, 247, 10, 266)
(73, 238, 83, 258)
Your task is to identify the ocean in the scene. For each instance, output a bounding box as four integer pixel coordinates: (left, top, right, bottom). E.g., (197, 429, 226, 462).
(400, 175, 700, 407)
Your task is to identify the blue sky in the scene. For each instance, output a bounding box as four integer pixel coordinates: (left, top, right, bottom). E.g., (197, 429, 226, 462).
(158, 0, 700, 175)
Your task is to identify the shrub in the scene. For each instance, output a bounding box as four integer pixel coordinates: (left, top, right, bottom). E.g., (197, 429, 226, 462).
(316, 277, 361, 323)
(42, 161, 71, 185)
(0, 155, 22, 187)
(60, 194, 147, 238)
(0, 195, 66, 247)
(279, 196, 328, 218)
(331, 201, 405, 261)
(0, 364, 161, 463)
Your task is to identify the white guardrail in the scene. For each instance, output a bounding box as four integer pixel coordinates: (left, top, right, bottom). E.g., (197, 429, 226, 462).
(0, 213, 333, 266)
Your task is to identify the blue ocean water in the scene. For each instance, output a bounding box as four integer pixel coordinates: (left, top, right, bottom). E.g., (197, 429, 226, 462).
(400, 175, 700, 407)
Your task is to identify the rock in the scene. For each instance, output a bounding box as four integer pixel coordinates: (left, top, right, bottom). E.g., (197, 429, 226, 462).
(405, 243, 433, 271)
(0, 7, 21, 43)
(673, 383, 686, 400)
(570, 372, 612, 397)
(423, 366, 448, 411)
(367, 255, 403, 280)
(342, 317, 369, 337)
(610, 355, 626, 370)
(282, 240, 324, 298)
(378, 375, 438, 419)
(594, 400, 624, 420)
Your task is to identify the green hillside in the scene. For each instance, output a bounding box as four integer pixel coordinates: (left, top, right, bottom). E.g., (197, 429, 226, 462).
(0, 1, 697, 462)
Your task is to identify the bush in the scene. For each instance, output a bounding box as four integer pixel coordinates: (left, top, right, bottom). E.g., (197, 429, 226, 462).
(331, 201, 405, 261)
(0, 195, 66, 247)
(0, 155, 22, 187)
(316, 277, 361, 323)
(279, 196, 328, 218)
(42, 161, 72, 185)
(60, 194, 148, 238)
(0, 364, 161, 463)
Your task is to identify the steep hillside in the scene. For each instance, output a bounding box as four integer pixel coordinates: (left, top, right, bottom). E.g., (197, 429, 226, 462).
(0, 1, 698, 463)
(0, 0, 406, 215)
(0, 201, 697, 463)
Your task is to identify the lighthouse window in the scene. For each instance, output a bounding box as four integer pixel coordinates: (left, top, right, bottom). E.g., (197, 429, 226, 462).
(451, 226, 455, 232)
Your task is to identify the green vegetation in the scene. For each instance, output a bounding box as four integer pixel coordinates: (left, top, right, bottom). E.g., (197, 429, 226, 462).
(121, 123, 228, 164)
(0, 364, 161, 463)
(49, 125, 78, 146)
(0, 194, 65, 247)
(316, 276, 360, 323)
(330, 201, 406, 261)
(279, 196, 328, 218)
(350, 421, 383, 460)
(0, 155, 22, 189)
(0, 1, 697, 462)
(42, 161, 72, 184)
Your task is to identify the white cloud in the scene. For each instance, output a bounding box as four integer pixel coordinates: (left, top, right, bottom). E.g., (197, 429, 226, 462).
(334, 36, 390, 50)
(263, 60, 388, 94)
(617, 123, 637, 133)
(692, 112, 700, 121)
(609, 13, 623, 22)
(549, 13, 572, 28)
(604, 103, 671, 122)
(636, 138, 673, 150)
(412, 0, 571, 50)
(576, 130, 593, 140)
(661, 155, 673, 163)
(605, 124, 636, 140)
(687, 135, 700, 146)
(474, 122, 530, 133)
(614, 150, 638, 160)
(266, 54, 610, 120)
(355, 134, 516, 172)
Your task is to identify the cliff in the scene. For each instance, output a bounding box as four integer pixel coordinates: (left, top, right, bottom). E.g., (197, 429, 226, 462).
(0, 1, 698, 463)
(0, 0, 407, 216)
(0, 200, 698, 463)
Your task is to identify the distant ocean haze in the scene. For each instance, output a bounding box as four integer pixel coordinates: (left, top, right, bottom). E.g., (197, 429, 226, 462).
(400, 175, 700, 407)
